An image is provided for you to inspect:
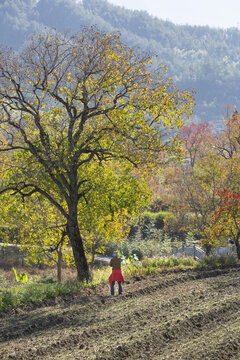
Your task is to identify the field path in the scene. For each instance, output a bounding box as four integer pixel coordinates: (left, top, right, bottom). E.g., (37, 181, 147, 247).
(1, 267, 240, 359)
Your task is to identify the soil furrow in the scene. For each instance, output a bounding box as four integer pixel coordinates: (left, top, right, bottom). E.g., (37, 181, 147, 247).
(158, 317, 240, 359)
(1, 267, 240, 360)
(91, 298, 240, 360)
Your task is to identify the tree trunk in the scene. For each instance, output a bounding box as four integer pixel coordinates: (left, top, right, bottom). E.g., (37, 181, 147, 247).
(57, 247, 62, 283)
(203, 242, 212, 256)
(234, 236, 240, 260)
(67, 214, 90, 281)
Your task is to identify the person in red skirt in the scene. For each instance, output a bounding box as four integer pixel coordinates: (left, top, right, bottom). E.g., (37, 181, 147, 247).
(109, 251, 124, 296)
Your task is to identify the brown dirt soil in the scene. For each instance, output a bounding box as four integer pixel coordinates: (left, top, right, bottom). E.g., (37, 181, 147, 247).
(1, 267, 240, 359)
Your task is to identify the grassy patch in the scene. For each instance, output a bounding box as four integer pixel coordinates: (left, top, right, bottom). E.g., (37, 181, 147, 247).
(0, 255, 239, 312)
(0, 267, 112, 312)
(0, 278, 89, 311)
(123, 255, 239, 278)
(196, 255, 238, 269)
(123, 256, 198, 277)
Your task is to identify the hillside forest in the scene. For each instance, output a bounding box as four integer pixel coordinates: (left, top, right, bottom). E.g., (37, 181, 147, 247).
(1, 0, 240, 125)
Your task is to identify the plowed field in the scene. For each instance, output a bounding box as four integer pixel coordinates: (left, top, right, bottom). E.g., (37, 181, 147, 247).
(1, 267, 240, 359)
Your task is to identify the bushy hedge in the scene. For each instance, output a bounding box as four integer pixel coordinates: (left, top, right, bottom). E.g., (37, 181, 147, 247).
(196, 255, 238, 269)
(128, 210, 172, 240)
(141, 211, 171, 229)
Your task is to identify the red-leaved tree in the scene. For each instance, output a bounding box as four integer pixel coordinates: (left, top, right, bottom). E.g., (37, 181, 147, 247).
(202, 188, 240, 259)
(179, 122, 212, 168)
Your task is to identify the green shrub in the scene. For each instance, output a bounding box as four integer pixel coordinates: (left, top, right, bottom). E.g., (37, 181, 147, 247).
(117, 236, 173, 260)
(196, 255, 238, 269)
(141, 211, 171, 230)
(0, 290, 18, 311)
(127, 211, 172, 241)
(0, 273, 9, 289)
(12, 267, 28, 283)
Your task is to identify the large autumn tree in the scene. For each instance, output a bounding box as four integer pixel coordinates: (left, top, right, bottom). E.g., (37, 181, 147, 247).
(0, 27, 194, 280)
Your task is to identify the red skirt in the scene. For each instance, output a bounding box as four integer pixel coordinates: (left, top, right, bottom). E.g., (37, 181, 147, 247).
(109, 269, 125, 285)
